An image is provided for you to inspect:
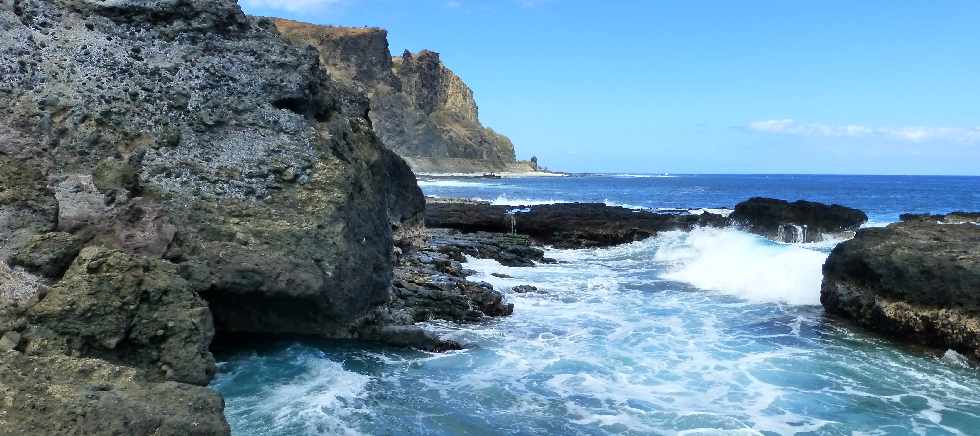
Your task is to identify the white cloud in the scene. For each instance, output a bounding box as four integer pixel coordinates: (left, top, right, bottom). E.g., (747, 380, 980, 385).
(747, 119, 980, 144)
(239, 0, 342, 13)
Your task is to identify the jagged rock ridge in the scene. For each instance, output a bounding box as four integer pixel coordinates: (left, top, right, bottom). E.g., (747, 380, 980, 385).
(274, 19, 538, 174)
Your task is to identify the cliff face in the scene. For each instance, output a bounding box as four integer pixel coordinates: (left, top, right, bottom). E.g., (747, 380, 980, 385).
(274, 19, 536, 174)
(0, 0, 423, 432)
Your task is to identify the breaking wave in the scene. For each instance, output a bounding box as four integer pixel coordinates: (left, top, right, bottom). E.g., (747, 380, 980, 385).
(213, 345, 372, 436)
(654, 228, 828, 305)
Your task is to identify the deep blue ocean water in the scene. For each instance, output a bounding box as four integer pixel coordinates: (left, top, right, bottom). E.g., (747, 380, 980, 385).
(213, 174, 980, 435)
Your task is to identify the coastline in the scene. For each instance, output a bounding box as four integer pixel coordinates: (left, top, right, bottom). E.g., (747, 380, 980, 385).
(416, 170, 568, 178)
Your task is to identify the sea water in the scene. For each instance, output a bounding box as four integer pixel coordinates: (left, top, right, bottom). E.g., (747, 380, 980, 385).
(213, 174, 980, 435)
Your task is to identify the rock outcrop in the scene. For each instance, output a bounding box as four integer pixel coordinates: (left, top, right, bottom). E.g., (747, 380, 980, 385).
(273, 19, 537, 174)
(0, 352, 229, 436)
(0, 0, 425, 432)
(425, 199, 729, 248)
(731, 197, 868, 243)
(821, 215, 980, 358)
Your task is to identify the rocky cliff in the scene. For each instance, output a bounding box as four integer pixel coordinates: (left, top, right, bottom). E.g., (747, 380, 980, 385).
(0, 0, 424, 432)
(821, 215, 980, 359)
(273, 19, 537, 174)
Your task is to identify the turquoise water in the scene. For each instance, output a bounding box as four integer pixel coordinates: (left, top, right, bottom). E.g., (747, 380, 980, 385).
(214, 174, 980, 435)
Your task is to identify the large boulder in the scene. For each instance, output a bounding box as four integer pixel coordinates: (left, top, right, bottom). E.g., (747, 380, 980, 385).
(26, 247, 216, 386)
(9, 232, 82, 279)
(731, 197, 867, 243)
(1, 0, 425, 432)
(425, 200, 728, 248)
(0, 352, 229, 436)
(1, 0, 417, 337)
(821, 216, 980, 358)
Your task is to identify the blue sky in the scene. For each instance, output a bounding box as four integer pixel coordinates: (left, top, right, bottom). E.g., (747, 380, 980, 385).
(240, 1, 980, 175)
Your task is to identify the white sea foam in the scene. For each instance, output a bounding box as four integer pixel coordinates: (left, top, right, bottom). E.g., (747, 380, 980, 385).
(654, 228, 827, 305)
(218, 205, 980, 434)
(483, 195, 567, 206)
(417, 179, 501, 188)
(611, 173, 677, 178)
(216, 349, 371, 436)
(266, 358, 370, 436)
(603, 199, 649, 210)
(470, 195, 650, 210)
(688, 207, 734, 217)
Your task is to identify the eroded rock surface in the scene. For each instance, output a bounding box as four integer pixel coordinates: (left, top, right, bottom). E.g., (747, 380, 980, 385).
(1, 0, 426, 432)
(821, 216, 980, 358)
(0, 352, 229, 436)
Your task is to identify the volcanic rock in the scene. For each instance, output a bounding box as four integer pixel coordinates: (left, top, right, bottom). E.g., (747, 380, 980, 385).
(425, 200, 728, 248)
(731, 197, 867, 243)
(821, 215, 980, 358)
(272, 19, 538, 174)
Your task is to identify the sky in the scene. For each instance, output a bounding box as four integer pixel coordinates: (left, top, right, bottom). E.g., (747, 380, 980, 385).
(239, 0, 980, 175)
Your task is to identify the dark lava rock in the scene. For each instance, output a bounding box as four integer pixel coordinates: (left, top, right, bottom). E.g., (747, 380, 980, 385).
(425, 200, 728, 248)
(821, 215, 980, 358)
(358, 230, 520, 350)
(731, 197, 867, 243)
(900, 212, 980, 224)
(511, 285, 540, 294)
(429, 229, 546, 266)
(382, 240, 514, 326)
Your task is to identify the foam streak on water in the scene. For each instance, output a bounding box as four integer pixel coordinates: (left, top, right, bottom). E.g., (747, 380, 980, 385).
(215, 225, 980, 435)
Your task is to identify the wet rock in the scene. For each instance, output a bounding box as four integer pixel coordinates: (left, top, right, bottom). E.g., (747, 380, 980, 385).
(511, 285, 540, 294)
(900, 212, 980, 224)
(430, 229, 546, 266)
(425, 200, 728, 248)
(359, 228, 523, 349)
(821, 215, 980, 358)
(367, 325, 461, 352)
(731, 197, 867, 243)
(491, 273, 513, 278)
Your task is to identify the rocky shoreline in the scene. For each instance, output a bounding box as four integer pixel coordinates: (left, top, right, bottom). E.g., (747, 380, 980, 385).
(426, 196, 867, 248)
(821, 212, 980, 359)
(2, 0, 979, 434)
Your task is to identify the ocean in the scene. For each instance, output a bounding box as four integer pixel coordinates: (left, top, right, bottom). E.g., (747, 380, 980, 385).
(213, 174, 980, 435)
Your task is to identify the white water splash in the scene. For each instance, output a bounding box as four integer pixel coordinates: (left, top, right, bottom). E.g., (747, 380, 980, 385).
(417, 179, 502, 188)
(654, 228, 827, 305)
(215, 348, 372, 436)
